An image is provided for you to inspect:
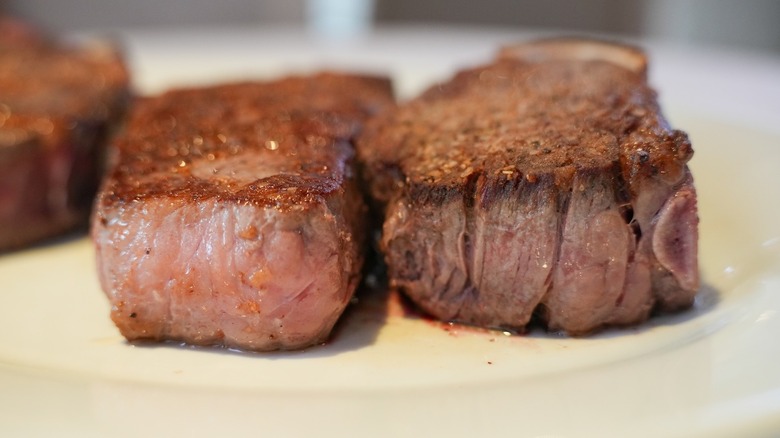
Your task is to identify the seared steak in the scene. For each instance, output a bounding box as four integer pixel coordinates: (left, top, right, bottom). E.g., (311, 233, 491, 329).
(0, 18, 129, 251)
(93, 74, 393, 351)
(358, 39, 699, 335)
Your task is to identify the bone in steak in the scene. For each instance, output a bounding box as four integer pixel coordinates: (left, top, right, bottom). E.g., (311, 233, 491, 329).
(0, 18, 129, 251)
(92, 74, 393, 351)
(358, 39, 699, 335)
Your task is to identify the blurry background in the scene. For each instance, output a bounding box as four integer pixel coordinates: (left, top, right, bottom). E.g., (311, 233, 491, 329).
(2, 0, 779, 53)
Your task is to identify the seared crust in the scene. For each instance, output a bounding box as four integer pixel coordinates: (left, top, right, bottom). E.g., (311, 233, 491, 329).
(358, 38, 699, 335)
(93, 73, 394, 351)
(101, 74, 393, 209)
(360, 44, 691, 207)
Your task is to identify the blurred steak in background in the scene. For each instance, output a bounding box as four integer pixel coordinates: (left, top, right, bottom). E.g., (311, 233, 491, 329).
(0, 17, 130, 251)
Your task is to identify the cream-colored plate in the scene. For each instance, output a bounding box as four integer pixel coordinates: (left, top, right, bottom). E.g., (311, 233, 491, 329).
(1, 27, 779, 437)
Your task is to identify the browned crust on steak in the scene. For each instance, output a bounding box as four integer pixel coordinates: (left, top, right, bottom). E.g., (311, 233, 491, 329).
(100, 74, 393, 210)
(358, 38, 699, 335)
(93, 73, 394, 351)
(360, 45, 690, 204)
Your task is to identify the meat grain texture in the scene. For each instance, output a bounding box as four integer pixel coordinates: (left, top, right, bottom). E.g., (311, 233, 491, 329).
(358, 39, 699, 335)
(0, 18, 129, 251)
(93, 74, 393, 351)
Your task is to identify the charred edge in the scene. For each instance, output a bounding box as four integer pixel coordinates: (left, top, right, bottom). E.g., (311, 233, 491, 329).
(407, 180, 463, 207)
(463, 171, 481, 211)
(477, 173, 526, 210)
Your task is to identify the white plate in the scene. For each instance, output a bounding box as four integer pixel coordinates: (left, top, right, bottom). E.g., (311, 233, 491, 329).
(2, 26, 779, 437)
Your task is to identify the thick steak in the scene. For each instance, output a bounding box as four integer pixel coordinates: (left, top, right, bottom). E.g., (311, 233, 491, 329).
(0, 18, 129, 251)
(358, 39, 699, 335)
(93, 74, 393, 351)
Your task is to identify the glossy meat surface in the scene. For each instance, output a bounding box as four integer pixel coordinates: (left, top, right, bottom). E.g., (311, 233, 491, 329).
(359, 39, 699, 334)
(93, 74, 393, 350)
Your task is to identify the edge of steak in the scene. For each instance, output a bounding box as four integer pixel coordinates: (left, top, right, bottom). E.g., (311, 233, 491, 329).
(0, 18, 130, 251)
(92, 73, 394, 351)
(358, 38, 699, 335)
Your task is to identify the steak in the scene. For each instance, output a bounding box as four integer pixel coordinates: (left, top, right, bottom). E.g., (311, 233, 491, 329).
(0, 18, 129, 251)
(92, 74, 393, 351)
(358, 39, 699, 335)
